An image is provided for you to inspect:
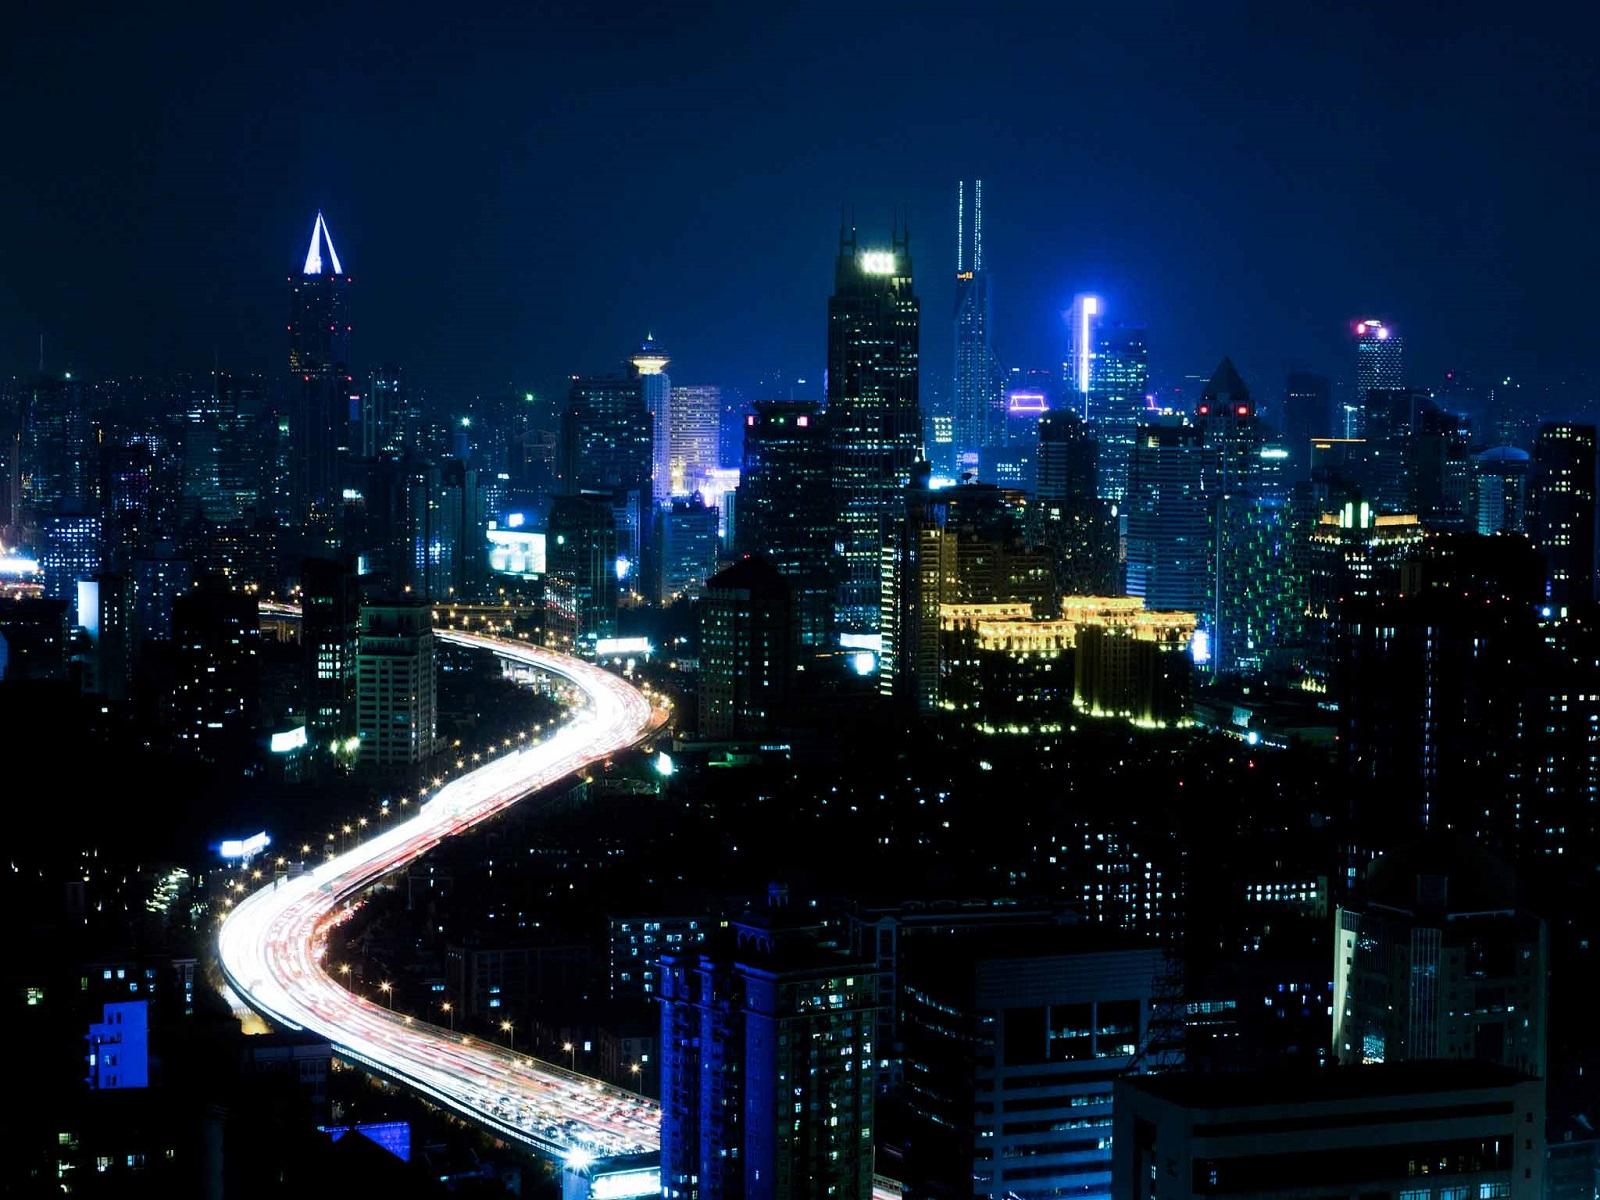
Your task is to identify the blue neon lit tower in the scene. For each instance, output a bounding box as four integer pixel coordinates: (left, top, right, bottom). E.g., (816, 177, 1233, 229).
(289, 211, 353, 518)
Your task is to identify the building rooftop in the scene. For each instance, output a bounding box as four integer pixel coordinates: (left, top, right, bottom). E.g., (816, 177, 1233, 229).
(1123, 1060, 1533, 1110)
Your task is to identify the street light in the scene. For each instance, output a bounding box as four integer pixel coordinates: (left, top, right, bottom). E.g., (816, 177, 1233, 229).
(442, 1002, 453, 1032)
(500, 1020, 515, 1052)
(379, 981, 393, 1009)
(563, 1041, 575, 1070)
(339, 964, 352, 991)
(630, 1062, 641, 1089)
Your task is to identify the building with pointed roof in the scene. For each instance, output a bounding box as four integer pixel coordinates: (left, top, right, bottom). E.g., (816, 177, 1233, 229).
(289, 210, 353, 518)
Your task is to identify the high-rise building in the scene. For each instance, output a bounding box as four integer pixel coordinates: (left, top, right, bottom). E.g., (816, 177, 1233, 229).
(1088, 325, 1151, 504)
(951, 179, 997, 467)
(17, 373, 95, 518)
(1063, 293, 1100, 421)
(1351, 317, 1403, 437)
(301, 557, 359, 739)
(170, 578, 260, 763)
(1303, 500, 1423, 685)
(130, 547, 191, 648)
(1035, 411, 1120, 595)
(1125, 420, 1211, 614)
(1529, 422, 1597, 607)
(76, 572, 132, 701)
(669, 384, 722, 497)
(895, 927, 1170, 1200)
(827, 220, 921, 637)
(288, 211, 353, 517)
(1473, 446, 1532, 535)
(1115, 1062, 1544, 1200)
(355, 601, 437, 767)
(659, 904, 881, 1200)
(1213, 494, 1299, 677)
(363, 365, 409, 458)
(1194, 358, 1260, 496)
(40, 505, 102, 601)
(545, 492, 619, 643)
(631, 337, 672, 505)
(1333, 849, 1546, 1078)
(698, 555, 792, 739)
(737, 401, 834, 650)
(1283, 371, 1333, 482)
(653, 494, 720, 605)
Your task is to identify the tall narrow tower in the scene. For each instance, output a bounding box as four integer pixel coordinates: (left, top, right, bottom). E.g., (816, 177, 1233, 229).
(828, 215, 922, 637)
(952, 179, 995, 470)
(631, 335, 672, 505)
(289, 211, 353, 518)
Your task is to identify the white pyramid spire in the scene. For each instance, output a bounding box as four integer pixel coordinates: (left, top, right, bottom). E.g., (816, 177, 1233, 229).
(302, 210, 344, 275)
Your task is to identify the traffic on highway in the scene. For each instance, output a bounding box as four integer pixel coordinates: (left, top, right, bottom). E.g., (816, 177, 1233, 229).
(218, 626, 666, 1161)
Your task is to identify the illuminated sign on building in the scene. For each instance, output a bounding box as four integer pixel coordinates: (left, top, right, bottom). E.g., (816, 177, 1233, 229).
(1007, 390, 1049, 415)
(859, 250, 897, 275)
(593, 636, 652, 658)
(320, 1121, 411, 1163)
(270, 726, 308, 754)
(218, 831, 271, 861)
(487, 528, 547, 576)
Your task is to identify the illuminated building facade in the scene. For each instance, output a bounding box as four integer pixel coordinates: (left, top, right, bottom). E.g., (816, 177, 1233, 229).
(1125, 420, 1211, 615)
(559, 373, 652, 503)
(737, 401, 833, 650)
(879, 483, 1052, 710)
(631, 337, 672, 504)
(1304, 501, 1422, 684)
(40, 505, 101, 601)
(951, 178, 998, 467)
(1473, 446, 1531, 535)
(827, 221, 921, 636)
(545, 492, 619, 642)
(289, 211, 353, 517)
(355, 600, 437, 767)
(659, 907, 881, 1200)
(653, 493, 719, 604)
(1088, 325, 1150, 504)
(1351, 317, 1403, 437)
(171, 578, 261, 763)
(669, 383, 721, 497)
(1529, 422, 1597, 607)
(1035, 410, 1120, 596)
(1212, 494, 1299, 677)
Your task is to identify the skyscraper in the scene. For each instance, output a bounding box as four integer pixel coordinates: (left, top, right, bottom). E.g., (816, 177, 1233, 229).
(698, 555, 793, 739)
(1035, 410, 1120, 595)
(1284, 371, 1333, 482)
(738, 401, 834, 649)
(1125, 420, 1211, 614)
(827, 219, 921, 636)
(653, 494, 720, 605)
(1063, 293, 1100, 421)
(288, 211, 353, 517)
(631, 337, 672, 505)
(659, 904, 881, 1200)
(301, 557, 359, 740)
(668, 384, 721, 497)
(1529, 422, 1597, 607)
(951, 179, 996, 468)
(1087, 325, 1150, 503)
(1351, 318, 1403, 437)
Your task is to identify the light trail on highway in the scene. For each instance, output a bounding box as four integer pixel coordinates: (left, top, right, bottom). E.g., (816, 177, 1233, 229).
(218, 625, 667, 1163)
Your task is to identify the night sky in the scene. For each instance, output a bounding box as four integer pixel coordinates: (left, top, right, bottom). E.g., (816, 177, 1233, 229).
(4, 3, 1597, 406)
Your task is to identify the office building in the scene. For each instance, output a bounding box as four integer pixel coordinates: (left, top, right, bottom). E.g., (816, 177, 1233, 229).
(289, 211, 353, 516)
(698, 555, 792, 739)
(737, 401, 833, 650)
(1473, 446, 1532, 535)
(1283, 371, 1333, 482)
(1352, 317, 1403, 437)
(76, 572, 132, 701)
(1116, 1061, 1543, 1200)
(1529, 422, 1597, 607)
(659, 904, 881, 1200)
(670, 384, 722, 497)
(355, 601, 437, 767)
(1212, 494, 1299, 677)
(895, 928, 1169, 1200)
(878, 483, 1053, 709)
(653, 494, 720, 605)
(559, 372, 652, 510)
(17, 372, 96, 518)
(87, 1001, 150, 1091)
(40, 505, 102, 601)
(1125, 420, 1211, 614)
(1063, 293, 1100, 421)
(1194, 358, 1260, 496)
(1333, 850, 1546, 1079)
(608, 916, 710, 1002)
(952, 178, 998, 465)
(827, 220, 921, 636)
(1087, 324, 1151, 503)
(545, 492, 619, 643)
(170, 578, 261, 762)
(1035, 411, 1120, 596)
(364, 365, 410, 457)
(302, 557, 359, 738)
(632, 337, 673, 505)
(1303, 500, 1423, 685)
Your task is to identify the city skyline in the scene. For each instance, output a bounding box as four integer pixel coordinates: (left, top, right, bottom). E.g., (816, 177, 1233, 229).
(5, 6, 1598, 403)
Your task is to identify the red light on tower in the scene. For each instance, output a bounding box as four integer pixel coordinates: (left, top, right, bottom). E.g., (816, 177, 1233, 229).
(1236, 405, 1249, 416)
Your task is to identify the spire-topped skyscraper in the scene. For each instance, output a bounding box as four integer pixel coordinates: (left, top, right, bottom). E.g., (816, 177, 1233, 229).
(631, 335, 672, 505)
(952, 179, 996, 471)
(289, 210, 353, 519)
(828, 214, 921, 637)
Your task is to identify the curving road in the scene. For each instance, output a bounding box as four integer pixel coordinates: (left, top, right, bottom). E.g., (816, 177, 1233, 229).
(218, 626, 667, 1162)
